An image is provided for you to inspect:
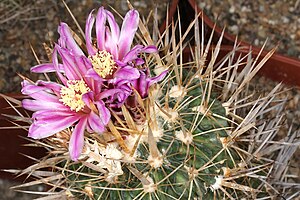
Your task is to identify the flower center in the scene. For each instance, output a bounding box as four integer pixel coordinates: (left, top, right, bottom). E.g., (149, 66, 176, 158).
(89, 50, 116, 78)
(60, 80, 91, 112)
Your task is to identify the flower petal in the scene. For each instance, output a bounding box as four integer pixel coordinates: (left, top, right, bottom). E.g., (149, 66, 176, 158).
(105, 27, 118, 59)
(53, 47, 67, 85)
(132, 70, 167, 98)
(135, 58, 145, 66)
(87, 111, 106, 133)
(32, 109, 74, 118)
(86, 68, 104, 81)
(31, 63, 65, 73)
(58, 23, 84, 56)
(56, 46, 82, 80)
(147, 69, 168, 86)
(122, 45, 157, 64)
(141, 45, 158, 53)
(105, 10, 120, 44)
(22, 99, 68, 111)
(121, 45, 143, 64)
(21, 81, 60, 102)
(114, 60, 127, 67)
(81, 91, 94, 110)
(134, 71, 147, 98)
(36, 80, 62, 93)
(114, 66, 140, 80)
(118, 9, 139, 59)
(98, 89, 124, 99)
(96, 7, 106, 51)
(75, 56, 91, 73)
(116, 86, 131, 105)
(69, 117, 88, 161)
(96, 100, 110, 125)
(85, 11, 97, 55)
(28, 114, 80, 139)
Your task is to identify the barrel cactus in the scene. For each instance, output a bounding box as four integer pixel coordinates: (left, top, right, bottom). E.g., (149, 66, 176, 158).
(8, 2, 299, 200)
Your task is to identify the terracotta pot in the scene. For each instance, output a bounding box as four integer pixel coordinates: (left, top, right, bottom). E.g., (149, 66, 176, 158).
(162, 0, 300, 86)
(0, 94, 46, 179)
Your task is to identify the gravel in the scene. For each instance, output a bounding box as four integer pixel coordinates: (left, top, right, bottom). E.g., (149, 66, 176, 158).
(198, 0, 300, 59)
(0, 179, 44, 200)
(0, 0, 299, 199)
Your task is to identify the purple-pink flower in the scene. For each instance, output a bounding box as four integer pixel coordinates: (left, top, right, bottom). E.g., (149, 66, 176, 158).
(56, 7, 166, 106)
(22, 7, 167, 161)
(23, 48, 110, 161)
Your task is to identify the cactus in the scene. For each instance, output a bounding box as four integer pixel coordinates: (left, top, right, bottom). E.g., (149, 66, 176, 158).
(7, 2, 299, 200)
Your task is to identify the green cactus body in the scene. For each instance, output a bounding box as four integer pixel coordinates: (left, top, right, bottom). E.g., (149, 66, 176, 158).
(62, 67, 259, 200)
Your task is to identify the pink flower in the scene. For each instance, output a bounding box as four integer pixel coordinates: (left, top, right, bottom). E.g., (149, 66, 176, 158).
(58, 7, 154, 81)
(55, 7, 166, 106)
(23, 47, 111, 161)
(23, 7, 167, 161)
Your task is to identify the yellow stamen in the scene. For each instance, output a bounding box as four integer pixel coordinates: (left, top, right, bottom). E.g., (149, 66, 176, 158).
(60, 80, 91, 112)
(89, 50, 116, 78)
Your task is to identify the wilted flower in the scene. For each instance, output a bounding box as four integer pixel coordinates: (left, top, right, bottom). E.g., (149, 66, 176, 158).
(83, 141, 124, 183)
(22, 47, 111, 161)
(131, 68, 167, 99)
